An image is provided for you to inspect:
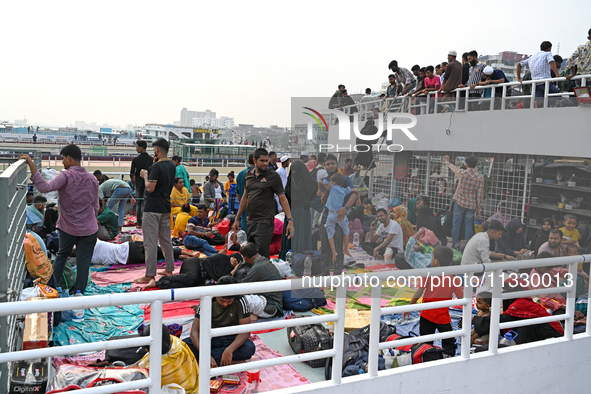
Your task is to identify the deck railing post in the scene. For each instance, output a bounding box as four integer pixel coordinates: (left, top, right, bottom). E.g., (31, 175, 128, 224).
(368, 285, 383, 377)
(199, 296, 213, 394)
(149, 300, 163, 394)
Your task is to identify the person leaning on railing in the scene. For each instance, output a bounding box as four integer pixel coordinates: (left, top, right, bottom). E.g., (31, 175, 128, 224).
(19, 145, 99, 295)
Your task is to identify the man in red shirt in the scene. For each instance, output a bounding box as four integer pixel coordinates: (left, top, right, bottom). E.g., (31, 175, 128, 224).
(404, 246, 463, 357)
(444, 155, 484, 247)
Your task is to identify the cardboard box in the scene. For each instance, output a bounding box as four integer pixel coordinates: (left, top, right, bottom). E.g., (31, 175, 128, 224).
(22, 313, 48, 351)
(9, 360, 48, 394)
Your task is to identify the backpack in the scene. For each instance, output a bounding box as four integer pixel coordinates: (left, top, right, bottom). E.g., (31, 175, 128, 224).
(228, 183, 240, 214)
(385, 333, 444, 364)
(325, 332, 386, 379)
(282, 289, 327, 312)
(287, 323, 333, 368)
(291, 250, 323, 276)
(349, 321, 397, 343)
(45, 230, 60, 256)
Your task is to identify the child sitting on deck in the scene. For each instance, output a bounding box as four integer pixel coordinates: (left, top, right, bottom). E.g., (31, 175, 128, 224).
(403, 246, 463, 357)
(323, 173, 352, 262)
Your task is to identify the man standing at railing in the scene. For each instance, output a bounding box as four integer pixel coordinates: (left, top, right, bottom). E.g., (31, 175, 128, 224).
(567, 28, 591, 87)
(130, 140, 153, 228)
(438, 51, 462, 110)
(388, 60, 417, 95)
(516, 41, 561, 105)
(19, 145, 99, 294)
(460, 50, 486, 111)
(444, 155, 484, 247)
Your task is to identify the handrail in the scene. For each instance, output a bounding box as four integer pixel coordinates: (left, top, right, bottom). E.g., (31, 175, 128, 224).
(339, 73, 591, 115)
(0, 254, 588, 393)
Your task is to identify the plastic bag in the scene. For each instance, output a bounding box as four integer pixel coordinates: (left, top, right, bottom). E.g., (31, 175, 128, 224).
(271, 259, 291, 278)
(46, 364, 148, 392)
(162, 383, 186, 394)
(20, 279, 59, 301)
(40, 168, 59, 203)
(372, 193, 389, 211)
(24, 233, 53, 284)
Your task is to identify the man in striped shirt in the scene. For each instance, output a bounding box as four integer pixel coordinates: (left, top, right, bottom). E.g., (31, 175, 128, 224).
(444, 155, 484, 247)
(460, 50, 486, 110)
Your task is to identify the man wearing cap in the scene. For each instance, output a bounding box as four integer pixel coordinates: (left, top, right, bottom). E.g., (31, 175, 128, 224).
(204, 169, 226, 208)
(472, 66, 510, 109)
(439, 50, 463, 110)
(277, 156, 290, 188)
(299, 151, 310, 164)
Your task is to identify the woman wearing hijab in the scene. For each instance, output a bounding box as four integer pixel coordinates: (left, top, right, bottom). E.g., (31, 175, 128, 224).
(487, 201, 511, 227)
(416, 205, 447, 246)
(280, 160, 318, 259)
(529, 217, 554, 256)
(496, 218, 528, 257)
(306, 160, 318, 172)
(407, 198, 418, 226)
(390, 206, 414, 246)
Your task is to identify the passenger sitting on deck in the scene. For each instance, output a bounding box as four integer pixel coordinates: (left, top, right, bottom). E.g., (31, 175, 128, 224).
(232, 243, 283, 322)
(177, 205, 221, 256)
(530, 252, 588, 328)
(131, 324, 199, 393)
(96, 199, 119, 241)
(172, 203, 193, 238)
(361, 208, 404, 259)
(184, 275, 256, 368)
(170, 177, 196, 229)
(403, 246, 463, 357)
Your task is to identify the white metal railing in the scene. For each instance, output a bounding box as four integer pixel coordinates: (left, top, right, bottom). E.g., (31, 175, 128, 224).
(340, 74, 591, 118)
(1, 254, 589, 393)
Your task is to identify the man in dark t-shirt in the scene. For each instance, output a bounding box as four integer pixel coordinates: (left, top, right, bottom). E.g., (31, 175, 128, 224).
(130, 140, 153, 227)
(232, 148, 293, 258)
(136, 138, 176, 286)
(184, 276, 256, 367)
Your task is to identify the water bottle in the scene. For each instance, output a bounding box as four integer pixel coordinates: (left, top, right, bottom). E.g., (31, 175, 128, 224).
(384, 247, 393, 264)
(499, 330, 518, 346)
(303, 255, 313, 277)
(58, 287, 72, 322)
(353, 232, 360, 247)
(72, 291, 85, 322)
(285, 250, 293, 266)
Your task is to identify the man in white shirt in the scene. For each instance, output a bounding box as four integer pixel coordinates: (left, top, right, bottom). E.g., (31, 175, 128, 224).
(276, 156, 290, 212)
(460, 220, 507, 265)
(361, 208, 403, 259)
(90, 240, 197, 265)
(516, 41, 561, 102)
(277, 156, 289, 187)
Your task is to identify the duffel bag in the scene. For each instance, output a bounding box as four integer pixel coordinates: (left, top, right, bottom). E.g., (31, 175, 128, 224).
(287, 323, 333, 368)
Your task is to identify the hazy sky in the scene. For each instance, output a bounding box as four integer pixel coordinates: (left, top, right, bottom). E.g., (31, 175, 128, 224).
(1, 0, 589, 129)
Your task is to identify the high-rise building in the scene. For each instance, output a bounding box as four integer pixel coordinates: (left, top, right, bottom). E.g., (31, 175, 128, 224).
(180, 108, 216, 127)
(479, 51, 529, 81)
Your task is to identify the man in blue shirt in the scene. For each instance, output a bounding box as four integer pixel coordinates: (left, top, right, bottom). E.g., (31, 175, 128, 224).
(320, 155, 359, 275)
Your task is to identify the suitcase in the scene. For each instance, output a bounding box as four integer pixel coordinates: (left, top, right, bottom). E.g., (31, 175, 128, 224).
(287, 324, 333, 367)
